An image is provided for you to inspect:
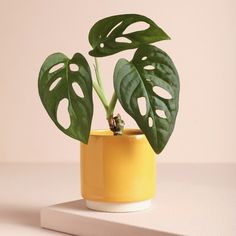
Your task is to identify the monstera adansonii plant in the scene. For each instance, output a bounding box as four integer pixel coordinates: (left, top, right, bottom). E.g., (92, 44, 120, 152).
(38, 14, 180, 154)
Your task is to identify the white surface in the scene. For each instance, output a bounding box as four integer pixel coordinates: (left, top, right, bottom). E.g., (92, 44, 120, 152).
(0, 163, 236, 235)
(85, 199, 152, 212)
(1, 0, 236, 163)
(41, 200, 172, 236)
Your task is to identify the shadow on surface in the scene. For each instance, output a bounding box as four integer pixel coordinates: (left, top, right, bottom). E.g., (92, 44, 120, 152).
(54, 198, 88, 212)
(0, 204, 39, 227)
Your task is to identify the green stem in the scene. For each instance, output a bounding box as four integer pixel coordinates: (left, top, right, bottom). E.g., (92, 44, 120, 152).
(92, 81, 109, 111)
(94, 58, 105, 92)
(92, 59, 120, 130)
(107, 92, 118, 118)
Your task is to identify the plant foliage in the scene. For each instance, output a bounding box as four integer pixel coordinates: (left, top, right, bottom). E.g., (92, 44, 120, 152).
(38, 14, 180, 154)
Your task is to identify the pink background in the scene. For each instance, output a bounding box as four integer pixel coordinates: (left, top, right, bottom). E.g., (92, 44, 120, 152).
(0, 0, 235, 163)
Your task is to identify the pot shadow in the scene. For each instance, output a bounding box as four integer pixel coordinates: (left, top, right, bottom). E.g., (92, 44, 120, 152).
(53, 198, 89, 212)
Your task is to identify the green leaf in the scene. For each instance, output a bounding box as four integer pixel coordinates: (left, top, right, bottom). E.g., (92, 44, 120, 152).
(114, 45, 179, 154)
(89, 14, 170, 57)
(38, 53, 93, 143)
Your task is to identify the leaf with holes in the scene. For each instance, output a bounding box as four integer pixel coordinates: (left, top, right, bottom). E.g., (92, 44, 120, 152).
(114, 45, 179, 154)
(38, 52, 93, 143)
(89, 14, 170, 57)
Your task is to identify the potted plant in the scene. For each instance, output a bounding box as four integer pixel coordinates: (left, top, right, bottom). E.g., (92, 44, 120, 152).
(38, 14, 180, 212)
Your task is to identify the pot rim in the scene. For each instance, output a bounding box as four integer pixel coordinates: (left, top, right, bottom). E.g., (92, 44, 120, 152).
(90, 128, 144, 137)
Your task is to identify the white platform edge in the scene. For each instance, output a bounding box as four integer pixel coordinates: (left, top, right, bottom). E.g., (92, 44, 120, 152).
(40, 200, 178, 236)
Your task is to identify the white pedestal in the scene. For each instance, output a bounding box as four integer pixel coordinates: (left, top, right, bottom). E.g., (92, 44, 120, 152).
(40, 200, 176, 236)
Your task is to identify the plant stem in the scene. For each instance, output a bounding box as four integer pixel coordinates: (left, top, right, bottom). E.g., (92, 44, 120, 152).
(92, 58, 110, 113)
(94, 58, 105, 93)
(107, 92, 117, 118)
(92, 58, 125, 134)
(93, 58, 118, 118)
(92, 80, 109, 111)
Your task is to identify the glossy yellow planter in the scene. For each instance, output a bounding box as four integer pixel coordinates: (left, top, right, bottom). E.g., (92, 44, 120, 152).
(80, 129, 156, 212)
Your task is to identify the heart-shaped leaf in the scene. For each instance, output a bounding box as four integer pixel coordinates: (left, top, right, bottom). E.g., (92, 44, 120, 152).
(114, 45, 179, 154)
(89, 14, 170, 57)
(38, 53, 93, 143)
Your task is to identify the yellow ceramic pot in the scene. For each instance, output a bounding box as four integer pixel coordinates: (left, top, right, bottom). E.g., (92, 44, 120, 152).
(80, 129, 156, 212)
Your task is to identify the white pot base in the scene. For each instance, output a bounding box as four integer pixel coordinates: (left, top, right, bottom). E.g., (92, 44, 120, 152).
(86, 199, 152, 212)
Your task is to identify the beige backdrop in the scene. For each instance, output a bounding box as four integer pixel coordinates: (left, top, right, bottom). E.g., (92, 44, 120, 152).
(0, 0, 235, 162)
